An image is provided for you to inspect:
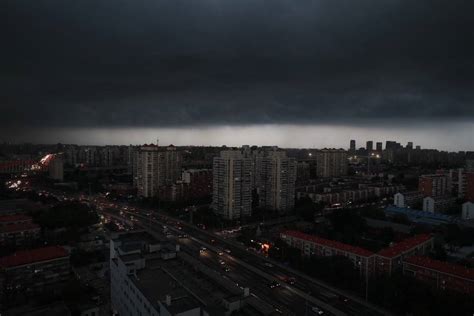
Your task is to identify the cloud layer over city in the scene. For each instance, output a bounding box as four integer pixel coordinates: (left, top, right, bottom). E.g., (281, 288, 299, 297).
(2, 0, 473, 129)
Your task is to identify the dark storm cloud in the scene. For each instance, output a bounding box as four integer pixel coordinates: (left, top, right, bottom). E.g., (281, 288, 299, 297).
(1, 0, 473, 127)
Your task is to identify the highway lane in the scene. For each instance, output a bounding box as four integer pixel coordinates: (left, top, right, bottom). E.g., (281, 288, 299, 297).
(104, 208, 343, 316)
(145, 213, 385, 316)
(140, 217, 310, 316)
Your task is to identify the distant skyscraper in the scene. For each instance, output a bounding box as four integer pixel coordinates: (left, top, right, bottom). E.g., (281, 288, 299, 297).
(386, 141, 402, 151)
(350, 140, 356, 152)
(366, 141, 373, 152)
(376, 142, 383, 152)
(212, 149, 253, 220)
(315, 149, 348, 178)
(407, 142, 414, 149)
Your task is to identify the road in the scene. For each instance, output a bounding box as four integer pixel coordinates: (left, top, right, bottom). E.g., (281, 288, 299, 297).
(101, 202, 390, 316)
(22, 186, 390, 316)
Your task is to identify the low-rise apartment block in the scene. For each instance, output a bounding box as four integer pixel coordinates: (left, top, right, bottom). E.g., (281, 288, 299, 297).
(280, 231, 433, 277)
(403, 256, 474, 295)
(0, 215, 40, 246)
(0, 246, 70, 305)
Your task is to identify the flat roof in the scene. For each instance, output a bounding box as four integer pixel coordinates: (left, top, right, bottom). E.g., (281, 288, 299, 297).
(114, 231, 158, 244)
(0, 246, 68, 268)
(0, 222, 40, 233)
(405, 256, 474, 280)
(377, 234, 432, 258)
(281, 230, 374, 257)
(132, 258, 201, 314)
(0, 214, 32, 222)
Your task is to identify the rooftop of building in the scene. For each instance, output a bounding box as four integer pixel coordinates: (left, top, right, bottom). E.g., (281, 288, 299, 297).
(114, 231, 240, 315)
(405, 256, 474, 280)
(397, 191, 423, 197)
(419, 174, 448, 178)
(0, 246, 68, 268)
(131, 257, 203, 314)
(0, 222, 40, 233)
(385, 205, 458, 223)
(376, 234, 432, 258)
(114, 230, 159, 245)
(423, 195, 457, 202)
(0, 214, 32, 223)
(281, 230, 375, 257)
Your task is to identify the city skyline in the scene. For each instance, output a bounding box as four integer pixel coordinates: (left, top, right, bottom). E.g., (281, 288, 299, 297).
(2, 121, 474, 151)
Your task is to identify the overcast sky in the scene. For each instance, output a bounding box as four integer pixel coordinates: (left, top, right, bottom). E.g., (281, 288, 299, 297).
(1, 0, 473, 148)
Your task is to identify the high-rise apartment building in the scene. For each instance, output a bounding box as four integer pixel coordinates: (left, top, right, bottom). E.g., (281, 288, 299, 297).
(418, 174, 449, 197)
(466, 172, 474, 202)
(133, 144, 182, 198)
(376, 142, 383, 152)
(255, 149, 296, 213)
(350, 140, 356, 152)
(48, 154, 64, 181)
(366, 141, 373, 152)
(315, 149, 348, 178)
(212, 149, 253, 220)
(161, 145, 182, 185)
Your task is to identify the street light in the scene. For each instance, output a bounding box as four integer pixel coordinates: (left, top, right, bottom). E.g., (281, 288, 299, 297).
(366, 153, 381, 175)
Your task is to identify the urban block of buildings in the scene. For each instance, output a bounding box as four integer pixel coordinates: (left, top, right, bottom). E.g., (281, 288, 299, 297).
(0, 214, 40, 246)
(110, 231, 276, 316)
(0, 246, 70, 305)
(280, 231, 433, 277)
(403, 256, 474, 295)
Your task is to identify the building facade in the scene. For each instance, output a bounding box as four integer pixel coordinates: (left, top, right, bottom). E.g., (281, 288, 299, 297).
(0, 246, 70, 306)
(281, 231, 433, 277)
(394, 191, 424, 208)
(133, 145, 182, 198)
(403, 256, 474, 295)
(255, 150, 296, 213)
(280, 231, 375, 277)
(462, 202, 474, 220)
(418, 174, 449, 197)
(212, 149, 253, 220)
(422, 196, 456, 213)
(315, 149, 348, 178)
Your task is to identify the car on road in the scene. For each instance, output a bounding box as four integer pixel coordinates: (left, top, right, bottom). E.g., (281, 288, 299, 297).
(268, 281, 280, 289)
(263, 262, 274, 268)
(224, 249, 231, 254)
(223, 266, 230, 272)
(219, 259, 225, 265)
(218, 251, 224, 256)
(311, 306, 324, 315)
(286, 277, 296, 285)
